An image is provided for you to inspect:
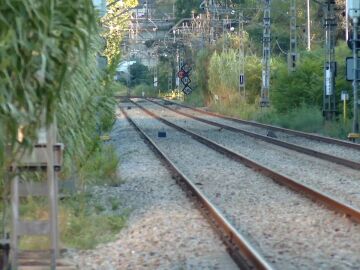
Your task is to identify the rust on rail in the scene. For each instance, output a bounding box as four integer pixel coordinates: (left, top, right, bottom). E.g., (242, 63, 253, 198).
(120, 104, 274, 270)
(130, 99, 360, 224)
(148, 98, 360, 170)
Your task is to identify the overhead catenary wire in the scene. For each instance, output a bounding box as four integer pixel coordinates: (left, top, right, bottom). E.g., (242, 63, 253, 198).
(275, 39, 288, 55)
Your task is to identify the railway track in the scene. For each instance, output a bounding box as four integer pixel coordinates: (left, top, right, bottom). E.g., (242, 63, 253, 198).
(133, 98, 360, 214)
(158, 98, 360, 151)
(148, 98, 360, 169)
(119, 105, 273, 270)
(120, 100, 360, 269)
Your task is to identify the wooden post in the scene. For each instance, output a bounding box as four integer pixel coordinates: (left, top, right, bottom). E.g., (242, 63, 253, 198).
(11, 174, 19, 270)
(47, 124, 59, 268)
(10, 121, 62, 269)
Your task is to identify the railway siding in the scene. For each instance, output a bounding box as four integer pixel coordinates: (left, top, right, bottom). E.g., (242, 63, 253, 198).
(66, 106, 238, 270)
(161, 99, 360, 160)
(143, 99, 360, 210)
(124, 102, 360, 270)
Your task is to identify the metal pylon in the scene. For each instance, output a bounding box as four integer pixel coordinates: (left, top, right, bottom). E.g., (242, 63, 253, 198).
(260, 0, 271, 107)
(288, 0, 298, 72)
(239, 12, 246, 97)
(323, 0, 337, 120)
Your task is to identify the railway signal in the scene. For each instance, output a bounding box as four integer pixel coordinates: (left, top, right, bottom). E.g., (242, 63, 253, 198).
(178, 63, 193, 95)
(181, 76, 191, 85)
(183, 86, 193, 95)
(177, 70, 187, 79)
(239, 74, 245, 87)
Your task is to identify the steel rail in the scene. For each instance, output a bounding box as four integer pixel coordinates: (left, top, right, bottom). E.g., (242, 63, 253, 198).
(161, 98, 360, 151)
(129, 99, 360, 224)
(119, 105, 274, 270)
(147, 98, 360, 170)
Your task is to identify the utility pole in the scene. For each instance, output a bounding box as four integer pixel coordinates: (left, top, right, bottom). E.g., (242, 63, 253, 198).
(346, 0, 349, 41)
(353, 17, 359, 134)
(222, 15, 229, 52)
(153, 57, 158, 96)
(176, 48, 180, 95)
(323, 0, 337, 120)
(260, 0, 271, 107)
(307, 0, 311, 50)
(348, 1, 360, 135)
(168, 66, 173, 92)
(288, 0, 298, 72)
(145, 0, 148, 20)
(239, 12, 246, 97)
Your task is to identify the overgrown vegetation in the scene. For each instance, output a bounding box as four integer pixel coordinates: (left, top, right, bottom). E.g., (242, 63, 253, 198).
(0, 0, 136, 253)
(180, 0, 353, 139)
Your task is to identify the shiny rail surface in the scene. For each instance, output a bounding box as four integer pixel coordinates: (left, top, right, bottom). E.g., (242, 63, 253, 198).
(147, 98, 360, 170)
(130, 99, 360, 224)
(120, 104, 274, 270)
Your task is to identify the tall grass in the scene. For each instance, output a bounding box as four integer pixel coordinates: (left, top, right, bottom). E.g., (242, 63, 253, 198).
(0, 0, 129, 253)
(210, 101, 351, 140)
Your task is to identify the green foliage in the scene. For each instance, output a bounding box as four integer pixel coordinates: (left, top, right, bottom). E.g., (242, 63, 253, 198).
(0, 0, 126, 252)
(78, 144, 121, 187)
(209, 50, 239, 97)
(207, 49, 261, 104)
(157, 58, 173, 92)
(271, 42, 352, 114)
(129, 62, 152, 86)
(255, 104, 351, 139)
(175, 0, 200, 20)
(61, 195, 127, 249)
(322, 119, 352, 139)
(132, 83, 155, 96)
(271, 51, 323, 113)
(193, 49, 212, 103)
(210, 97, 260, 120)
(0, 0, 97, 166)
(184, 88, 205, 107)
(102, 0, 138, 64)
(257, 105, 324, 133)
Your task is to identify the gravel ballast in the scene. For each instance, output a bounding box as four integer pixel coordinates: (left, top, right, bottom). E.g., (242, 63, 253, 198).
(142, 100, 360, 210)
(167, 102, 360, 163)
(66, 107, 238, 270)
(126, 101, 360, 270)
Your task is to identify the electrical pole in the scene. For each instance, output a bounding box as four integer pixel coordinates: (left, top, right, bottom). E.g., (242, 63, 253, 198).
(239, 12, 245, 97)
(176, 48, 180, 96)
(168, 66, 172, 92)
(260, 0, 271, 107)
(153, 58, 158, 96)
(348, 1, 360, 135)
(346, 0, 349, 41)
(307, 0, 311, 50)
(323, 0, 337, 120)
(288, 0, 298, 72)
(222, 16, 229, 52)
(353, 19, 359, 133)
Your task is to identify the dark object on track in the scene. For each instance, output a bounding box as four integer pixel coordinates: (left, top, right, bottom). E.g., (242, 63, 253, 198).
(266, 130, 277, 138)
(132, 100, 360, 223)
(158, 131, 167, 138)
(147, 98, 360, 170)
(127, 106, 131, 110)
(121, 105, 274, 270)
(164, 100, 173, 105)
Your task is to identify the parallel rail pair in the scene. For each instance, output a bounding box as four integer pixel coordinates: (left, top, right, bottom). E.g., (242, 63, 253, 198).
(121, 99, 360, 269)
